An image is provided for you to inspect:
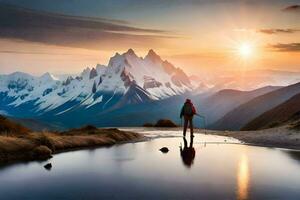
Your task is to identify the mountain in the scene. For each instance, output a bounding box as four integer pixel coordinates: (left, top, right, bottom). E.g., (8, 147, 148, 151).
(211, 82, 300, 130)
(2, 49, 299, 130)
(242, 93, 300, 130)
(196, 86, 281, 125)
(0, 49, 193, 128)
(191, 69, 300, 92)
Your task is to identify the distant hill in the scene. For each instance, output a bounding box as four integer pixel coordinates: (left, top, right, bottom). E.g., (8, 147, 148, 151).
(211, 82, 300, 130)
(242, 93, 300, 130)
(0, 115, 29, 135)
(196, 86, 281, 125)
(7, 117, 61, 131)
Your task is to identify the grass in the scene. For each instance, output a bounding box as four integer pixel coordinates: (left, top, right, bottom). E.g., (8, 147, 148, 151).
(0, 115, 29, 136)
(0, 123, 142, 163)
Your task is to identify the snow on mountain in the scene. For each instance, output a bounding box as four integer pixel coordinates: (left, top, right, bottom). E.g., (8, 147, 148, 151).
(0, 72, 59, 108)
(0, 49, 193, 117)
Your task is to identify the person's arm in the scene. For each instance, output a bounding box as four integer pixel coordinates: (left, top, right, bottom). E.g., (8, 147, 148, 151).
(192, 105, 196, 115)
(180, 106, 184, 118)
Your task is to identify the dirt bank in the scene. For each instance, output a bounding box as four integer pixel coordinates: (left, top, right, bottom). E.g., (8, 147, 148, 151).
(0, 126, 143, 163)
(202, 126, 300, 150)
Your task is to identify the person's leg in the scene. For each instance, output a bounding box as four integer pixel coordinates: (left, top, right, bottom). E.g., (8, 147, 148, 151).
(183, 117, 188, 137)
(189, 117, 194, 136)
(183, 137, 187, 148)
(190, 134, 194, 147)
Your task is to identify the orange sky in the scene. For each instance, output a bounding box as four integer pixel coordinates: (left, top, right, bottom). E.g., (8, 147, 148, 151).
(0, 1, 299, 75)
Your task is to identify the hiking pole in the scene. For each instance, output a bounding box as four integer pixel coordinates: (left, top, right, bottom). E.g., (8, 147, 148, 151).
(195, 114, 206, 134)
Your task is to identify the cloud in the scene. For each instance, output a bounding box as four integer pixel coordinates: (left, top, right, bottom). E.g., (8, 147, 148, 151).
(0, 50, 95, 56)
(0, 3, 175, 50)
(282, 5, 300, 12)
(270, 43, 300, 52)
(259, 29, 299, 34)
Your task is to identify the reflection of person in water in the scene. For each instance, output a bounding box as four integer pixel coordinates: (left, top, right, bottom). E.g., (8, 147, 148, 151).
(180, 136, 196, 168)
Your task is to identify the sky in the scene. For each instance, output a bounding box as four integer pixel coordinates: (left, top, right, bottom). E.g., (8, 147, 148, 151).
(0, 0, 299, 75)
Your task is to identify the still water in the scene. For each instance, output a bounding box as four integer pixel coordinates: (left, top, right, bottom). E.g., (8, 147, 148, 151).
(0, 128, 300, 200)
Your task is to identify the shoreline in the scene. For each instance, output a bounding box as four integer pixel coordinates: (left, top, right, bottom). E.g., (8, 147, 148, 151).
(1, 126, 299, 166)
(52, 136, 147, 155)
(198, 126, 300, 150)
(241, 142, 300, 151)
(0, 128, 144, 164)
(123, 126, 300, 150)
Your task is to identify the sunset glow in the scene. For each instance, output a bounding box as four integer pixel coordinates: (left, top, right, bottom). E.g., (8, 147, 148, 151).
(0, 2, 299, 199)
(0, 1, 299, 75)
(238, 43, 253, 59)
(237, 154, 250, 200)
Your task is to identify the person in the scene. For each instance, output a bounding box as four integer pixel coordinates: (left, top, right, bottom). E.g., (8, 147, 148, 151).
(180, 136, 195, 167)
(180, 99, 196, 137)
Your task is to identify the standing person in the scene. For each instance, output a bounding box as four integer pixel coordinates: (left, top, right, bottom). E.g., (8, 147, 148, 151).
(180, 99, 196, 137)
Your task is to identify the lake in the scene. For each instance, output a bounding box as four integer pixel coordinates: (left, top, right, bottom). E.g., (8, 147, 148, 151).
(0, 128, 300, 200)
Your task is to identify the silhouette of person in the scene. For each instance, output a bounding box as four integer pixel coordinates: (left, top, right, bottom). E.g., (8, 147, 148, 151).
(180, 99, 196, 137)
(180, 136, 196, 168)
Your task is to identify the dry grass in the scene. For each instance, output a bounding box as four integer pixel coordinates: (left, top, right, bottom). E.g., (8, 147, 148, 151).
(0, 115, 29, 136)
(0, 126, 142, 163)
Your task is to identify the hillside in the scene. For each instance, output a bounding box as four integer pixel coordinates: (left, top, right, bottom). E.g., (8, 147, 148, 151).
(198, 86, 281, 124)
(7, 117, 61, 132)
(0, 115, 29, 135)
(211, 82, 300, 130)
(242, 93, 300, 130)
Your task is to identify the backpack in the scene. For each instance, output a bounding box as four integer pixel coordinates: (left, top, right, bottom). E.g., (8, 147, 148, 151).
(183, 103, 194, 116)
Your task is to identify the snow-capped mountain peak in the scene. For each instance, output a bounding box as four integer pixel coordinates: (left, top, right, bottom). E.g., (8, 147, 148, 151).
(125, 48, 137, 56)
(40, 72, 58, 81)
(144, 49, 162, 64)
(0, 49, 193, 117)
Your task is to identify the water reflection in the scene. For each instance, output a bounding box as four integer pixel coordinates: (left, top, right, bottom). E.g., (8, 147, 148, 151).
(180, 136, 196, 168)
(285, 150, 300, 164)
(237, 154, 250, 200)
(2, 130, 300, 200)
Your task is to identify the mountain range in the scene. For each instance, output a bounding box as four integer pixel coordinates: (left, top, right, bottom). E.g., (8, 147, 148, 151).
(211, 82, 300, 130)
(242, 93, 300, 130)
(1, 49, 299, 130)
(0, 49, 193, 129)
(196, 85, 282, 125)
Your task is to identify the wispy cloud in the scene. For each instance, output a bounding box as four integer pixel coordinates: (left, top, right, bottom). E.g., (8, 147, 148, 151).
(282, 5, 300, 12)
(0, 3, 175, 50)
(270, 43, 300, 52)
(0, 50, 96, 56)
(259, 29, 299, 34)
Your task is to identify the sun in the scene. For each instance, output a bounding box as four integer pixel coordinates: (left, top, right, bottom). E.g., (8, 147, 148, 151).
(238, 42, 253, 58)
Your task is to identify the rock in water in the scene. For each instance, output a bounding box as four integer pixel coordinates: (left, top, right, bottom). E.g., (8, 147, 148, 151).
(44, 163, 52, 171)
(159, 147, 169, 153)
